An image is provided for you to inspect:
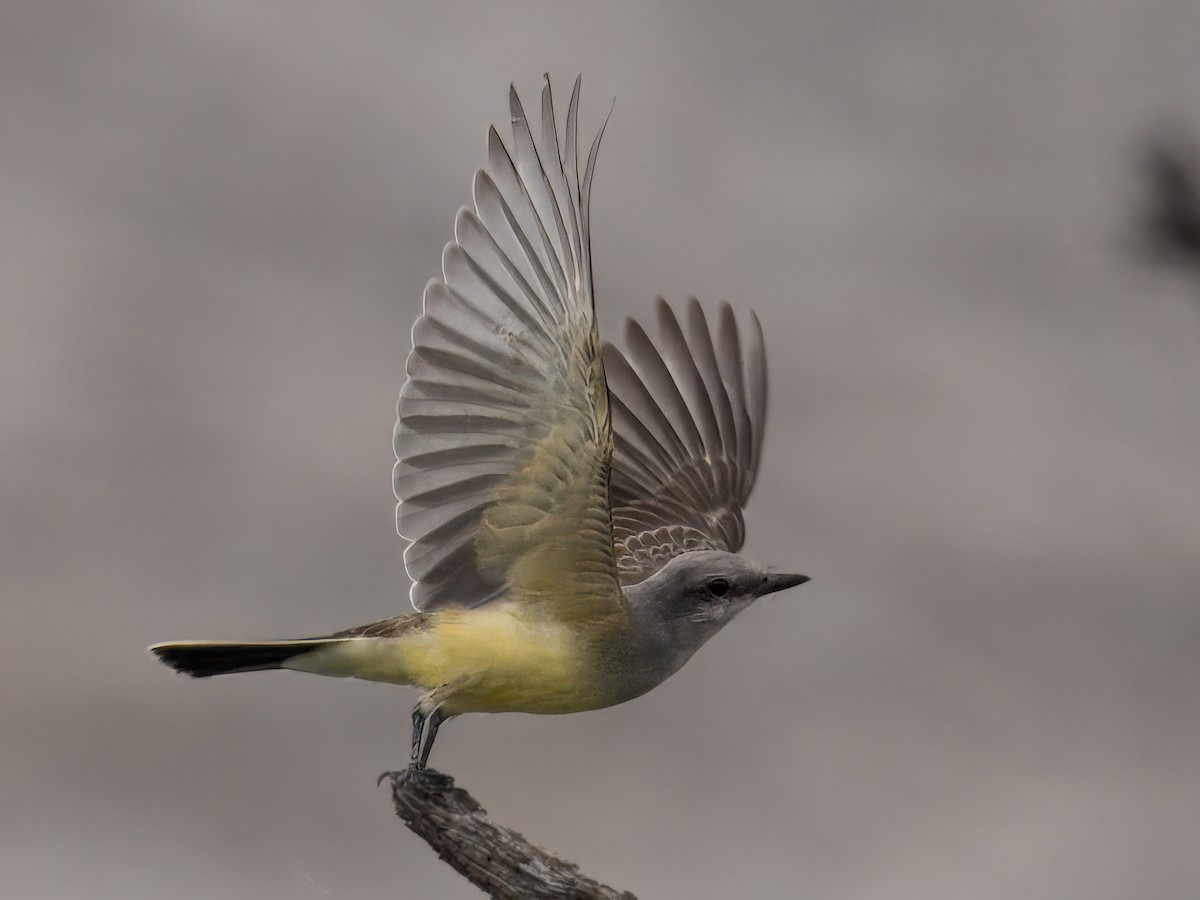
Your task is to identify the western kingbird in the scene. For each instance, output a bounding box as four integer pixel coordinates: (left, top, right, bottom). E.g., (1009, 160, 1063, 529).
(151, 76, 809, 773)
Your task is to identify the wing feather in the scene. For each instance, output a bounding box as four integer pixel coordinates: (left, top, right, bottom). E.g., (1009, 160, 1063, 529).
(656, 301, 722, 457)
(394, 76, 622, 616)
(607, 298, 769, 584)
(623, 317, 706, 456)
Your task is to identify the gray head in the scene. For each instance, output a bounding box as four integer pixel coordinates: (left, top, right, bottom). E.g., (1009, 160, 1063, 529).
(627, 549, 809, 669)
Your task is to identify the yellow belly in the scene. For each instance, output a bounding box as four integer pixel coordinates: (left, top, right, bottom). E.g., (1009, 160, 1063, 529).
(291, 603, 611, 715)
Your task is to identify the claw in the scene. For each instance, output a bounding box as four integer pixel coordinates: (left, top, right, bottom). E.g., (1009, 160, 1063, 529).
(377, 770, 402, 787)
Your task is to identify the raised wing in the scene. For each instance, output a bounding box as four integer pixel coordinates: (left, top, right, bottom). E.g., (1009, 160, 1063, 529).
(604, 298, 767, 585)
(394, 77, 622, 618)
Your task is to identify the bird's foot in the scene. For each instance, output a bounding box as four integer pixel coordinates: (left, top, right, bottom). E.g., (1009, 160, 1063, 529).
(377, 765, 455, 791)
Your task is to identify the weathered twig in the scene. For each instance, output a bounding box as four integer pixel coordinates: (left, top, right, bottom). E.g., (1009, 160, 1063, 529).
(381, 768, 637, 900)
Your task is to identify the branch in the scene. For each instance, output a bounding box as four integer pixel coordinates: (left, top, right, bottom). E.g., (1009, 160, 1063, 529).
(381, 768, 637, 900)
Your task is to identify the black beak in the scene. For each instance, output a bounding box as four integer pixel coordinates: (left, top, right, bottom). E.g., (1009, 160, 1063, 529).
(759, 572, 811, 596)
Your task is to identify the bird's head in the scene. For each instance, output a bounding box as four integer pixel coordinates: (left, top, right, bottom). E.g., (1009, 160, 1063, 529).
(628, 549, 809, 664)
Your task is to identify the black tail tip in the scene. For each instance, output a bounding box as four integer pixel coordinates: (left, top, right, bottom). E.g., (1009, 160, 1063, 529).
(148, 641, 311, 678)
(150, 643, 220, 677)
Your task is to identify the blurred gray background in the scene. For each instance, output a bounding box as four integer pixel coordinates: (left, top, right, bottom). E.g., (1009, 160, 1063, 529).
(3, 2, 1199, 898)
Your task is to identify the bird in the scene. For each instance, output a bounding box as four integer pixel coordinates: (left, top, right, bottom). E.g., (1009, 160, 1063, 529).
(150, 76, 810, 775)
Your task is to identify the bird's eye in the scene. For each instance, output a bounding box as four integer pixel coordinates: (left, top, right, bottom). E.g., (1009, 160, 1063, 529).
(706, 578, 732, 598)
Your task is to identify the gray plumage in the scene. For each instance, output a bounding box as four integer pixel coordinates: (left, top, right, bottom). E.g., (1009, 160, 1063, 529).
(393, 76, 769, 608)
(607, 298, 766, 584)
(394, 77, 612, 612)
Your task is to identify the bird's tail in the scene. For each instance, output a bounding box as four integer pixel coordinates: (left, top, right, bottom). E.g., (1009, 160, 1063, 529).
(149, 639, 345, 678)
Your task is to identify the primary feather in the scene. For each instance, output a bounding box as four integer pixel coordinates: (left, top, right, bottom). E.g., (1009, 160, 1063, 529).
(607, 298, 768, 585)
(394, 77, 769, 610)
(394, 77, 620, 618)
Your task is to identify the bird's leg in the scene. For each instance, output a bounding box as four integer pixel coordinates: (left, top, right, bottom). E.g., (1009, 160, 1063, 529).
(417, 707, 444, 770)
(380, 680, 470, 786)
(378, 706, 451, 789)
(409, 707, 425, 767)
(408, 703, 445, 770)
